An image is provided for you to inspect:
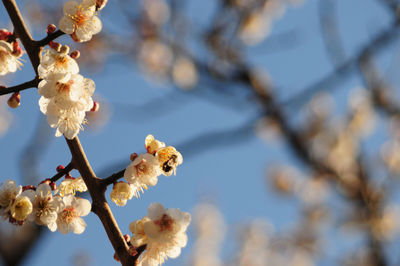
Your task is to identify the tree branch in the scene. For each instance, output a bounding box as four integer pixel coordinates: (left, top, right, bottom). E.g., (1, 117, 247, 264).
(0, 77, 39, 96)
(101, 169, 125, 187)
(66, 137, 134, 266)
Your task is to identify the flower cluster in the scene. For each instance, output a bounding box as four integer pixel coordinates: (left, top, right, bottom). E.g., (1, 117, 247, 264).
(38, 45, 95, 139)
(0, 177, 90, 234)
(114, 135, 182, 204)
(59, 0, 103, 42)
(0, 29, 23, 76)
(129, 203, 191, 266)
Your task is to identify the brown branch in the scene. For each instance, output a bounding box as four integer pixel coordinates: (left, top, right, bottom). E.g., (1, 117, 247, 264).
(2, 0, 136, 265)
(101, 169, 125, 187)
(66, 137, 135, 266)
(0, 77, 39, 96)
(2, 0, 40, 74)
(49, 162, 74, 183)
(36, 30, 65, 47)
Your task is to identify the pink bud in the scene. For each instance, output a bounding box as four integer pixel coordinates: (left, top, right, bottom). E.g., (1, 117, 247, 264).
(90, 102, 99, 112)
(0, 30, 12, 41)
(128, 246, 138, 256)
(123, 234, 131, 243)
(12, 42, 23, 57)
(130, 153, 138, 161)
(49, 41, 61, 52)
(70, 50, 80, 59)
(56, 165, 65, 172)
(96, 0, 108, 10)
(22, 185, 36, 191)
(8, 92, 20, 109)
(65, 174, 75, 180)
(46, 24, 57, 34)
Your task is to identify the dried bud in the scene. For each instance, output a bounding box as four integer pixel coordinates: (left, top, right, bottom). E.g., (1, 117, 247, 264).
(49, 41, 61, 52)
(90, 101, 99, 112)
(56, 165, 65, 172)
(70, 50, 80, 59)
(8, 92, 20, 108)
(130, 153, 138, 161)
(46, 24, 57, 34)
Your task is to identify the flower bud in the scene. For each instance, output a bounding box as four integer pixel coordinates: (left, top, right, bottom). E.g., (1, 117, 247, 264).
(60, 45, 70, 55)
(123, 234, 131, 243)
(130, 153, 138, 161)
(22, 185, 36, 191)
(49, 41, 61, 52)
(46, 24, 57, 34)
(56, 165, 65, 172)
(70, 50, 80, 59)
(12, 42, 23, 57)
(113, 252, 120, 262)
(96, 0, 108, 10)
(0, 29, 12, 41)
(90, 101, 99, 112)
(8, 92, 20, 109)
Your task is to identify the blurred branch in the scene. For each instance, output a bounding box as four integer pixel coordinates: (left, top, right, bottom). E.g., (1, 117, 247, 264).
(282, 19, 400, 109)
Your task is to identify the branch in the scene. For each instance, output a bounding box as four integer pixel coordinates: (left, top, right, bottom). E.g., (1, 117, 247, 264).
(2, 0, 40, 74)
(101, 169, 125, 187)
(36, 30, 65, 47)
(0, 77, 39, 96)
(49, 162, 74, 183)
(66, 137, 135, 266)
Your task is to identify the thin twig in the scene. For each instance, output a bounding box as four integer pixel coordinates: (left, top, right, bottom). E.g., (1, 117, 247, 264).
(0, 77, 39, 96)
(101, 169, 125, 187)
(49, 162, 74, 183)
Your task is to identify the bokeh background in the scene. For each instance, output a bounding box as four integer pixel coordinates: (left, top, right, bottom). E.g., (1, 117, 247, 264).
(2, 0, 400, 265)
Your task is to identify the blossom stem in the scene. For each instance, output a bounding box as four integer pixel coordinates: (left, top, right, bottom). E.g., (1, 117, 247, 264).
(0, 77, 39, 96)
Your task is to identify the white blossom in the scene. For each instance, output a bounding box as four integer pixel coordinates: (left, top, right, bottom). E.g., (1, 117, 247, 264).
(155, 146, 183, 176)
(124, 153, 161, 197)
(110, 182, 134, 206)
(37, 70, 95, 139)
(56, 177, 88, 196)
(130, 203, 191, 266)
(10, 196, 32, 221)
(22, 184, 64, 231)
(38, 72, 94, 111)
(0, 40, 22, 76)
(59, 0, 102, 42)
(57, 195, 91, 234)
(145, 134, 165, 155)
(0, 180, 22, 218)
(38, 47, 79, 78)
